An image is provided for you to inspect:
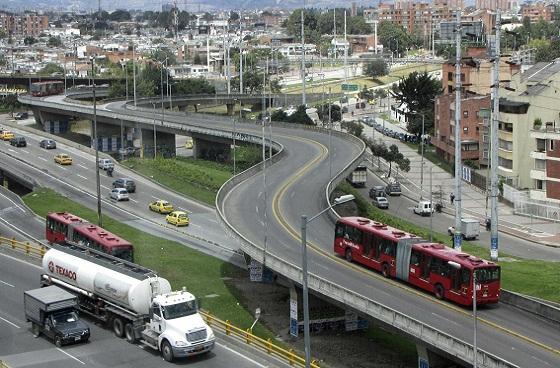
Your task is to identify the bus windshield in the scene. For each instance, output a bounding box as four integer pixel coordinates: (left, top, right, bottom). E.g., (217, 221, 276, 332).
(475, 267, 500, 283)
(112, 247, 133, 262)
(161, 300, 197, 320)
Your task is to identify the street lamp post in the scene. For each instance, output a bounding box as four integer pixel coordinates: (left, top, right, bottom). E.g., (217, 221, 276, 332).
(410, 112, 425, 198)
(91, 56, 102, 227)
(151, 102, 157, 158)
(301, 194, 355, 368)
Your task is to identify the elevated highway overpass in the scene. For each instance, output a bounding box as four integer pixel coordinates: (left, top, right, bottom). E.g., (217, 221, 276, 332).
(15, 93, 560, 368)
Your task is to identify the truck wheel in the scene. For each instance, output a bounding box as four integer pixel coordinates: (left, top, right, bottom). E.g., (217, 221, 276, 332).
(125, 323, 137, 343)
(54, 336, 62, 347)
(31, 322, 40, 338)
(161, 340, 174, 362)
(345, 248, 353, 262)
(113, 317, 124, 338)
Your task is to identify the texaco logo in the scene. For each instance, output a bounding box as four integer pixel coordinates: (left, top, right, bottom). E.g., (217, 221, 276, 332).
(48, 261, 54, 273)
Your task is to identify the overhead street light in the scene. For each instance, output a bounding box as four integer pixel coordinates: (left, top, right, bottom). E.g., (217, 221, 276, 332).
(91, 55, 102, 227)
(409, 111, 426, 199)
(300, 194, 355, 368)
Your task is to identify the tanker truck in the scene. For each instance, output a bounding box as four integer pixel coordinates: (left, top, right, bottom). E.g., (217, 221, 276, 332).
(41, 244, 215, 362)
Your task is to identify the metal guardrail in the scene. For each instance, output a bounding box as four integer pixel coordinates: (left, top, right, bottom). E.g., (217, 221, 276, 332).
(0, 235, 46, 257)
(200, 310, 319, 368)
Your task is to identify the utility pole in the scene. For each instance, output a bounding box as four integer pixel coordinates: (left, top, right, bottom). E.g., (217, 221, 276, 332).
(91, 57, 102, 227)
(490, 10, 501, 261)
(344, 10, 348, 86)
(301, 3, 306, 106)
(132, 43, 137, 106)
(453, 9, 463, 251)
(239, 13, 243, 94)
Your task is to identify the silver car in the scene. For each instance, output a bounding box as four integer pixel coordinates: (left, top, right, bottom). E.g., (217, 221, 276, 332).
(373, 197, 389, 209)
(110, 188, 129, 201)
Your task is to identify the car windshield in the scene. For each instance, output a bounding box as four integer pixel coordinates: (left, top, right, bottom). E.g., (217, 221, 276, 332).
(161, 202, 170, 206)
(378, 198, 387, 203)
(178, 213, 188, 219)
(52, 311, 78, 326)
(161, 300, 197, 320)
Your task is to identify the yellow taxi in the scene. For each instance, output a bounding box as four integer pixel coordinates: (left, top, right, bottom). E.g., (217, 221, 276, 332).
(0, 130, 14, 141)
(166, 211, 189, 226)
(54, 153, 73, 165)
(149, 200, 174, 214)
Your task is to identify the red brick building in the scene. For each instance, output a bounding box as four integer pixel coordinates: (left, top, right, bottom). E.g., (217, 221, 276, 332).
(521, 2, 556, 23)
(0, 13, 49, 37)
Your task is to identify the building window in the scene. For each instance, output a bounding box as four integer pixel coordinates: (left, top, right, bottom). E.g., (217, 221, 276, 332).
(535, 179, 544, 190)
(476, 126, 479, 132)
(463, 127, 468, 132)
(499, 139, 513, 151)
(536, 139, 546, 152)
(461, 74, 465, 82)
(463, 110, 468, 117)
(550, 140, 555, 151)
(535, 159, 546, 170)
(499, 157, 513, 169)
(448, 72, 453, 81)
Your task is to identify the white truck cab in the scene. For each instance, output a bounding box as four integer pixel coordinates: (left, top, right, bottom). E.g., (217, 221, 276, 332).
(143, 289, 215, 362)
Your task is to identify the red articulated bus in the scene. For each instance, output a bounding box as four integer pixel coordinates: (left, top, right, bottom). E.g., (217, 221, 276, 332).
(334, 217, 500, 306)
(46, 212, 134, 262)
(30, 81, 64, 97)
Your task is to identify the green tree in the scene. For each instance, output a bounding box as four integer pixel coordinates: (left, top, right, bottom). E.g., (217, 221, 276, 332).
(174, 78, 215, 95)
(109, 10, 131, 22)
(193, 53, 202, 65)
(38, 62, 64, 76)
(289, 105, 314, 125)
(151, 49, 177, 66)
(47, 36, 63, 47)
(0, 29, 6, 39)
(385, 144, 404, 178)
(316, 103, 342, 123)
(137, 78, 157, 97)
(365, 59, 388, 78)
(378, 21, 410, 55)
(534, 39, 560, 62)
(284, 9, 321, 44)
(108, 81, 125, 98)
(24, 36, 37, 45)
(341, 120, 363, 137)
(138, 63, 170, 96)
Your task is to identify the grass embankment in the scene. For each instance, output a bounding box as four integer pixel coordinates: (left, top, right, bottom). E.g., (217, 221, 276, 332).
(338, 182, 560, 303)
(22, 187, 274, 339)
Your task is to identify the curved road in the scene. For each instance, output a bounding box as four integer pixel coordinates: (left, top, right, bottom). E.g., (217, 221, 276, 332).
(11, 96, 560, 367)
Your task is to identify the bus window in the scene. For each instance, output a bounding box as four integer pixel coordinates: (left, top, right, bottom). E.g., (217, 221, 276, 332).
(410, 250, 421, 267)
(348, 226, 362, 243)
(475, 267, 500, 283)
(335, 223, 345, 238)
(381, 239, 396, 257)
(374, 239, 382, 260)
(363, 232, 372, 257)
(461, 268, 471, 285)
(113, 248, 133, 262)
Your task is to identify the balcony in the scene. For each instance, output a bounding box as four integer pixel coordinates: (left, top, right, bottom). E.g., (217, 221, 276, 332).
(530, 169, 546, 180)
(498, 149, 513, 160)
(530, 151, 547, 160)
(498, 130, 513, 141)
(531, 125, 560, 140)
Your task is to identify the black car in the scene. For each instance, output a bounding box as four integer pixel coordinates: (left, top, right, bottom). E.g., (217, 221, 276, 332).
(112, 178, 136, 193)
(369, 185, 385, 199)
(39, 139, 57, 149)
(10, 136, 26, 147)
(14, 112, 29, 120)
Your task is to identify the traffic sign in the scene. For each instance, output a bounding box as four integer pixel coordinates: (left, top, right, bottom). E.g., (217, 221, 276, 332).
(341, 83, 359, 92)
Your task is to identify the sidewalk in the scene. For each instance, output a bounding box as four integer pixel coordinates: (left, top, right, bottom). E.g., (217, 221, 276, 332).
(345, 107, 560, 247)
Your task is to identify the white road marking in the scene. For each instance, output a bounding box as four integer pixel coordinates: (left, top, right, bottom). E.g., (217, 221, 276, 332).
(0, 191, 26, 213)
(151, 195, 159, 200)
(431, 312, 460, 326)
(78, 164, 89, 170)
(56, 348, 86, 365)
(216, 342, 267, 368)
(101, 185, 110, 190)
(189, 223, 201, 229)
(0, 316, 20, 329)
(21, 149, 30, 154)
(77, 174, 88, 180)
(129, 198, 138, 203)
(0, 252, 42, 270)
(8, 148, 15, 153)
(59, 166, 68, 171)
(531, 356, 551, 366)
(0, 279, 15, 287)
(37, 156, 48, 162)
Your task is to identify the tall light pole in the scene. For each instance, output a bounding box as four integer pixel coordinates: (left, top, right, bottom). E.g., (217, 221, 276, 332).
(301, 2, 306, 106)
(91, 56, 102, 227)
(328, 87, 333, 180)
(429, 166, 433, 241)
(490, 10, 501, 262)
(453, 9, 463, 251)
(151, 102, 157, 158)
(121, 59, 128, 101)
(301, 194, 355, 368)
(411, 112, 426, 199)
(132, 42, 137, 106)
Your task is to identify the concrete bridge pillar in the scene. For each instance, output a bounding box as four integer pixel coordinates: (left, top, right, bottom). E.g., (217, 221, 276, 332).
(139, 128, 176, 159)
(226, 103, 235, 116)
(416, 343, 453, 368)
(191, 136, 230, 162)
(34, 109, 71, 134)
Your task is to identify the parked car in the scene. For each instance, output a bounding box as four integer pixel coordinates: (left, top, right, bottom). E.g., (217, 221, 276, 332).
(112, 178, 136, 193)
(369, 185, 385, 199)
(10, 136, 26, 147)
(166, 211, 190, 226)
(54, 153, 72, 165)
(40, 139, 57, 149)
(14, 112, 29, 120)
(373, 196, 389, 209)
(110, 188, 129, 201)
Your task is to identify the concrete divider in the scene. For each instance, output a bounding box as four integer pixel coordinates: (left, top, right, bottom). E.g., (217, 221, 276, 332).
(500, 290, 560, 324)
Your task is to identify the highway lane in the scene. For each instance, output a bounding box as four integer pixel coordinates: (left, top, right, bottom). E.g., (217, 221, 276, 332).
(223, 124, 560, 366)
(16, 98, 560, 365)
(0, 252, 294, 368)
(364, 168, 560, 261)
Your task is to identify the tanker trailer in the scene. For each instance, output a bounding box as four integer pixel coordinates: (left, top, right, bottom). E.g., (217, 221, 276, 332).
(41, 245, 215, 362)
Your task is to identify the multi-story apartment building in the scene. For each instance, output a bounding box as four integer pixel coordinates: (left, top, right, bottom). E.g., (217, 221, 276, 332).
(498, 61, 560, 192)
(520, 2, 556, 23)
(475, 0, 516, 10)
(0, 13, 49, 37)
(433, 47, 518, 166)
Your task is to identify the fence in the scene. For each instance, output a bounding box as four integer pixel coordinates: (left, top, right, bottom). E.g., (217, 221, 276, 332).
(503, 184, 560, 222)
(0, 236, 46, 257)
(200, 311, 320, 368)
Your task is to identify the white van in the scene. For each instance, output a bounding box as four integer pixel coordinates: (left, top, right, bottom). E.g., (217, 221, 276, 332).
(413, 200, 434, 216)
(98, 158, 114, 170)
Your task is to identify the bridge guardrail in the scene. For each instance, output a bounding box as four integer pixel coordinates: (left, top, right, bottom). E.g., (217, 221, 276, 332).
(215, 128, 519, 368)
(200, 310, 320, 368)
(0, 235, 46, 257)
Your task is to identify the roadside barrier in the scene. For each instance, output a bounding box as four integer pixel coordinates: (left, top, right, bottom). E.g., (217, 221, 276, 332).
(200, 310, 320, 368)
(0, 235, 46, 257)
